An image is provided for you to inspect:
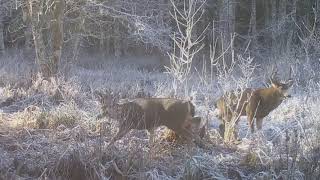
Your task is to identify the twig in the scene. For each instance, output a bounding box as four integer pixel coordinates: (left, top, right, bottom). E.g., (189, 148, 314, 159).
(24, 127, 32, 138)
(112, 160, 124, 176)
(38, 168, 47, 179)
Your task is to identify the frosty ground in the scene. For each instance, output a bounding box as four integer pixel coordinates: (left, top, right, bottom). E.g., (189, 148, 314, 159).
(0, 54, 319, 179)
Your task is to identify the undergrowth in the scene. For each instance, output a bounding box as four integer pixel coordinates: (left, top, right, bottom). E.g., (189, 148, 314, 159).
(0, 56, 319, 179)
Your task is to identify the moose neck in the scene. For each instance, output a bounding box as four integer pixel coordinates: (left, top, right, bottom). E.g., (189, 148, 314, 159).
(260, 87, 283, 111)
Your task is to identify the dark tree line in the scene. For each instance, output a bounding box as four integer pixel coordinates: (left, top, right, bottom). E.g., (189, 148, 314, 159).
(0, 0, 319, 77)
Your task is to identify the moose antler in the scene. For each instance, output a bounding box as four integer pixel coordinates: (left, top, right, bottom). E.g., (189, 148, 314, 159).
(284, 66, 294, 88)
(270, 65, 280, 85)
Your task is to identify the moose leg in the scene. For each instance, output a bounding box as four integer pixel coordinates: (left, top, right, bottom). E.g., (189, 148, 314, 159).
(217, 114, 227, 138)
(147, 128, 156, 158)
(96, 109, 109, 120)
(107, 125, 130, 148)
(219, 122, 225, 138)
(199, 125, 206, 139)
(246, 97, 260, 134)
(256, 118, 263, 131)
(192, 133, 206, 149)
(233, 115, 242, 142)
(148, 128, 155, 146)
(247, 114, 255, 134)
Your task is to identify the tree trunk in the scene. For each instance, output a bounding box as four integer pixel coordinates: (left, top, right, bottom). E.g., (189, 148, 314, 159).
(27, 0, 49, 76)
(99, 5, 106, 57)
(99, 26, 105, 56)
(22, 4, 32, 50)
(0, 22, 4, 55)
(287, 0, 297, 53)
(72, 4, 85, 63)
(72, 34, 81, 63)
(219, 0, 237, 141)
(279, 0, 287, 19)
(264, 0, 270, 27)
(219, 0, 235, 64)
(279, 0, 287, 53)
(317, 0, 320, 20)
(50, 0, 65, 76)
(114, 20, 121, 58)
(27, 0, 65, 77)
(271, 0, 278, 58)
(223, 121, 238, 143)
(249, 0, 257, 49)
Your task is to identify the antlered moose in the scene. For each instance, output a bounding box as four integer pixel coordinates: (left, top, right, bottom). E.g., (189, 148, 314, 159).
(215, 67, 294, 140)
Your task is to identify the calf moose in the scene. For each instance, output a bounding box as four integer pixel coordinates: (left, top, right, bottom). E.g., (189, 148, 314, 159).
(215, 67, 294, 140)
(105, 98, 205, 148)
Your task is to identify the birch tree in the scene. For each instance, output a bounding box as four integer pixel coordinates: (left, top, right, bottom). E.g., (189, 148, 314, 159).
(166, 0, 207, 96)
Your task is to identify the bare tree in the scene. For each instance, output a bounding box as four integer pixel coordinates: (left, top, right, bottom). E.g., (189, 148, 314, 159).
(286, 0, 297, 53)
(51, 0, 65, 75)
(214, 52, 257, 143)
(271, 0, 278, 58)
(279, 0, 287, 54)
(210, 23, 256, 142)
(296, 7, 320, 66)
(71, 1, 85, 62)
(0, 18, 4, 55)
(73, 0, 171, 57)
(166, 0, 207, 96)
(249, 0, 257, 49)
(21, 2, 32, 50)
(26, 0, 65, 77)
(219, 0, 235, 64)
(0, 1, 8, 55)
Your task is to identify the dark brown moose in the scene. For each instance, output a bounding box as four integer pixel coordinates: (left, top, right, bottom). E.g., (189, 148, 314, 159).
(106, 98, 205, 147)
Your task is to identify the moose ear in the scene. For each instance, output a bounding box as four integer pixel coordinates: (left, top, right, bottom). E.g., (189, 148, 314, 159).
(184, 96, 193, 102)
(182, 100, 195, 116)
(118, 98, 130, 105)
(189, 117, 202, 128)
(191, 116, 201, 124)
(182, 98, 193, 105)
(271, 81, 280, 88)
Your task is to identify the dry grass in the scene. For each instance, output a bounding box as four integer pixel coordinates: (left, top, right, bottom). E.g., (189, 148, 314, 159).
(0, 56, 319, 179)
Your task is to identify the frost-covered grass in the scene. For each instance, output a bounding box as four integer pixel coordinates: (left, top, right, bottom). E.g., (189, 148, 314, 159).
(0, 54, 319, 179)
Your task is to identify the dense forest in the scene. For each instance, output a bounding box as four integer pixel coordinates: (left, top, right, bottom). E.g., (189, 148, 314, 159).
(1, 0, 319, 70)
(0, 0, 320, 179)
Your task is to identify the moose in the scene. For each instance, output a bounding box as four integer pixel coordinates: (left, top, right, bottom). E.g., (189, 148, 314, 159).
(215, 67, 294, 141)
(96, 95, 206, 148)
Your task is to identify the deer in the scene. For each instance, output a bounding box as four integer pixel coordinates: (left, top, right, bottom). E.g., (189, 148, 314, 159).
(214, 66, 294, 141)
(97, 96, 206, 148)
